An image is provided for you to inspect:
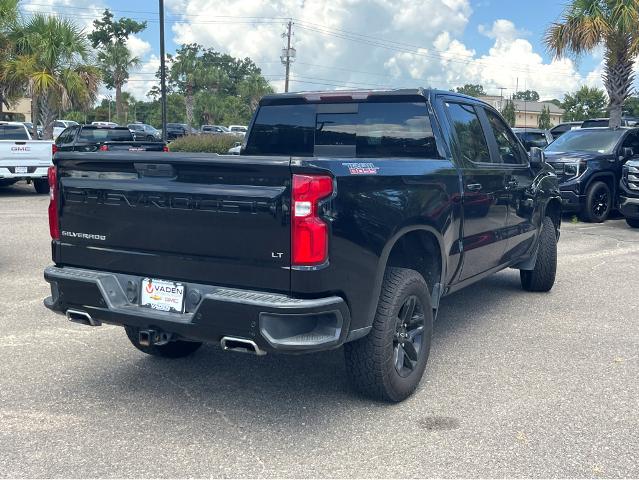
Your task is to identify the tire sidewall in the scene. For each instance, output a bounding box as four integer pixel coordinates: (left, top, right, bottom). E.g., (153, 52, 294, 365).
(380, 273, 433, 401)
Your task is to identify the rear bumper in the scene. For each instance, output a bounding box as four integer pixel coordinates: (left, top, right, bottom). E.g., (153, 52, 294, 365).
(0, 166, 49, 179)
(43, 266, 351, 354)
(619, 194, 639, 219)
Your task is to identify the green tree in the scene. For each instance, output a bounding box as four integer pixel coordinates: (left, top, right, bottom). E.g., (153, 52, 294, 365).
(167, 44, 212, 127)
(538, 105, 552, 129)
(455, 83, 485, 97)
(501, 99, 516, 126)
(239, 72, 273, 112)
(623, 96, 639, 116)
(88, 9, 146, 125)
(4, 14, 100, 139)
(514, 90, 540, 101)
(545, 0, 639, 128)
(561, 86, 608, 121)
(97, 43, 140, 124)
(0, 0, 20, 112)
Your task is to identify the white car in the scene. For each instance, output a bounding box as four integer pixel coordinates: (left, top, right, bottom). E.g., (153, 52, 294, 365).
(0, 122, 54, 193)
(228, 125, 248, 137)
(227, 142, 242, 155)
(52, 120, 79, 140)
(91, 121, 119, 127)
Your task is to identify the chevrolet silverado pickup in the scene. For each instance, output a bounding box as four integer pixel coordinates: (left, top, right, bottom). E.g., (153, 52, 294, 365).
(0, 121, 54, 193)
(43, 89, 561, 402)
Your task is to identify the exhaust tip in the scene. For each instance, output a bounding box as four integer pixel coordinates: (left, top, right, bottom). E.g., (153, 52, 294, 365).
(66, 309, 101, 327)
(220, 336, 266, 356)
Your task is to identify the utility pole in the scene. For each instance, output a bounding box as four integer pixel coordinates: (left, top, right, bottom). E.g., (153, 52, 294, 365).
(280, 20, 295, 92)
(159, 0, 168, 141)
(498, 87, 506, 111)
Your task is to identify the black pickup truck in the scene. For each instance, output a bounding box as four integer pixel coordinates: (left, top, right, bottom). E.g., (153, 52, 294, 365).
(54, 125, 168, 152)
(43, 89, 561, 402)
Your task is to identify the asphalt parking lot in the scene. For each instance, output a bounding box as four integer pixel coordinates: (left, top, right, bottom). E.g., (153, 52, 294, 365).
(1, 181, 638, 478)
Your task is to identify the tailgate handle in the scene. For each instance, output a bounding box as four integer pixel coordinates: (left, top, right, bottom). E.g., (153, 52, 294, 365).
(134, 163, 175, 177)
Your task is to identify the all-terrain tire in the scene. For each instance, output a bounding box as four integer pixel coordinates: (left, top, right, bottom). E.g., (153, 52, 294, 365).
(344, 267, 433, 402)
(124, 326, 203, 358)
(580, 181, 611, 223)
(520, 216, 557, 292)
(625, 218, 639, 228)
(33, 179, 49, 194)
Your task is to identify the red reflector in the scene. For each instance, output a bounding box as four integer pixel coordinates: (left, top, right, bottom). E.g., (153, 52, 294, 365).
(99, 144, 109, 151)
(52, 144, 58, 156)
(291, 174, 333, 266)
(47, 166, 60, 240)
(163, 145, 169, 152)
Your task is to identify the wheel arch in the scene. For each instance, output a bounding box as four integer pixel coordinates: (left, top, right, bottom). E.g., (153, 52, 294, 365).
(366, 225, 447, 324)
(585, 171, 616, 198)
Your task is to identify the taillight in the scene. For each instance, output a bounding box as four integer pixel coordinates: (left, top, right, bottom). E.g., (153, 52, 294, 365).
(163, 145, 169, 152)
(47, 166, 60, 240)
(52, 144, 58, 156)
(291, 174, 333, 266)
(99, 144, 109, 151)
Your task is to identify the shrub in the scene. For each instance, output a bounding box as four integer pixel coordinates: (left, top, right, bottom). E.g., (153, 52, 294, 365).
(168, 134, 240, 154)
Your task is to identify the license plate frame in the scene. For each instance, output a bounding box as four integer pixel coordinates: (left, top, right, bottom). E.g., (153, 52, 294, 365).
(140, 278, 185, 313)
(15, 166, 28, 174)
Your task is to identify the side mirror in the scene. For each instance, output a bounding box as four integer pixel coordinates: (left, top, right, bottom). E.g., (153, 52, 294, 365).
(622, 147, 634, 160)
(529, 147, 546, 167)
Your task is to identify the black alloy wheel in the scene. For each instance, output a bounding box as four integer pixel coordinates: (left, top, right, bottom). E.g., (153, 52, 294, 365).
(393, 295, 426, 378)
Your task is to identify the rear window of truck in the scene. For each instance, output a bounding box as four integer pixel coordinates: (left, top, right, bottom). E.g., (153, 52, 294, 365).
(0, 125, 29, 140)
(78, 128, 134, 142)
(245, 102, 442, 158)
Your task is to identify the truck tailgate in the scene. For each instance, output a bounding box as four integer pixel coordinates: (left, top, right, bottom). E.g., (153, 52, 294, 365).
(54, 152, 291, 293)
(0, 140, 53, 168)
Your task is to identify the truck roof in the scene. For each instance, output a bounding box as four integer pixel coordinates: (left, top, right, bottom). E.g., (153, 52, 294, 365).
(259, 88, 486, 107)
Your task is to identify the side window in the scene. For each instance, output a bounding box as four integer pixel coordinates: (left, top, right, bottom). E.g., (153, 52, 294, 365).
(56, 127, 71, 145)
(485, 109, 527, 165)
(622, 132, 639, 156)
(445, 102, 492, 164)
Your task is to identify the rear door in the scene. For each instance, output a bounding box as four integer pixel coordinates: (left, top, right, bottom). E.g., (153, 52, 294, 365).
(55, 153, 292, 293)
(482, 108, 537, 263)
(442, 100, 509, 280)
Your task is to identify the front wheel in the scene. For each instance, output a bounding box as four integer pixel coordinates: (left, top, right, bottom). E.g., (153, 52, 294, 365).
(124, 326, 203, 358)
(626, 218, 639, 228)
(344, 267, 433, 402)
(33, 179, 49, 194)
(520, 216, 557, 292)
(580, 181, 611, 223)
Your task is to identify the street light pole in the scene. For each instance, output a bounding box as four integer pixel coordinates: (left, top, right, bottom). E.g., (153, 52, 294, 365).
(159, 0, 168, 142)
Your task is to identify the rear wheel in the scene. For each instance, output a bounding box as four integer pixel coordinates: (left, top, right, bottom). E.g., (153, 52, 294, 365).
(33, 179, 49, 194)
(520, 216, 557, 292)
(124, 326, 203, 358)
(344, 267, 433, 402)
(580, 181, 611, 222)
(626, 218, 639, 228)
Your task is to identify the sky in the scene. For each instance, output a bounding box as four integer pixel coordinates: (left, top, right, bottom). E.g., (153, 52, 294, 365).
(20, 0, 636, 102)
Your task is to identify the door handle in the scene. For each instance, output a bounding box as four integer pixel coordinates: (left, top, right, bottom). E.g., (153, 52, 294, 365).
(466, 183, 482, 192)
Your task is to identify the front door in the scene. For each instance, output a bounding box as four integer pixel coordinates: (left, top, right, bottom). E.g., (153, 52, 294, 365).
(443, 100, 509, 281)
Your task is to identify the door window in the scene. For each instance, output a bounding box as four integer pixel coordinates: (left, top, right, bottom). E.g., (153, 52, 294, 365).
(621, 131, 639, 156)
(445, 102, 492, 164)
(485, 109, 528, 165)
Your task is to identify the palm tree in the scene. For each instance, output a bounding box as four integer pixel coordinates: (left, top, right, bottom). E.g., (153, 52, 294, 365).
(0, 0, 20, 113)
(545, 0, 639, 128)
(4, 14, 100, 138)
(98, 42, 139, 125)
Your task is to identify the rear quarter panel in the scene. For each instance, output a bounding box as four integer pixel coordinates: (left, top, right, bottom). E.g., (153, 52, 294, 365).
(290, 157, 462, 332)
